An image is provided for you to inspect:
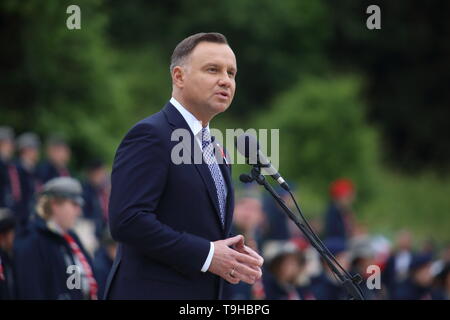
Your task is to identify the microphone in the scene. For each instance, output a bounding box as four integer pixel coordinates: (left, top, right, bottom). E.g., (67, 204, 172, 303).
(235, 133, 290, 191)
(239, 173, 253, 184)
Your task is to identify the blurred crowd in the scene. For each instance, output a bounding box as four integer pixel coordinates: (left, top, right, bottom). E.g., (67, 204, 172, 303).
(1, 126, 449, 300)
(223, 180, 450, 300)
(0, 127, 114, 300)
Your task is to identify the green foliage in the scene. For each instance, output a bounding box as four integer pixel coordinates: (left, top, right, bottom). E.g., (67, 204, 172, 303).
(105, 0, 332, 120)
(0, 0, 140, 166)
(358, 169, 450, 243)
(326, 0, 450, 172)
(1, 0, 449, 242)
(258, 75, 378, 197)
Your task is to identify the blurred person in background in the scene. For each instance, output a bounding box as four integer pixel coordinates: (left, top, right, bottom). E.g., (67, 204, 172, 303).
(229, 190, 264, 251)
(36, 135, 72, 184)
(82, 159, 110, 241)
(382, 229, 414, 298)
(309, 237, 351, 300)
(14, 132, 41, 235)
(432, 263, 450, 300)
(442, 244, 450, 264)
(420, 237, 437, 256)
(260, 186, 294, 243)
(0, 208, 17, 299)
(0, 127, 18, 210)
(392, 253, 437, 300)
(349, 237, 382, 299)
(93, 228, 117, 300)
(222, 190, 265, 299)
(323, 179, 359, 243)
(262, 240, 315, 300)
(14, 177, 98, 300)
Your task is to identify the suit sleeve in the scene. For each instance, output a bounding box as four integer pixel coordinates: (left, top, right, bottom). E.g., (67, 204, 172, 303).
(108, 122, 211, 277)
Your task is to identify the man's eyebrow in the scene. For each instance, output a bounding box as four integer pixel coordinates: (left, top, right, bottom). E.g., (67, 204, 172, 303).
(202, 62, 220, 68)
(202, 62, 237, 72)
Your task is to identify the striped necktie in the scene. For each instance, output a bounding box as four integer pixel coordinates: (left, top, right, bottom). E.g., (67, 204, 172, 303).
(63, 233, 98, 300)
(201, 127, 227, 227)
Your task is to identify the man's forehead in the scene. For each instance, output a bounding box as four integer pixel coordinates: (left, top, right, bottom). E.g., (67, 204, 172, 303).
(189, 42, 236, 66)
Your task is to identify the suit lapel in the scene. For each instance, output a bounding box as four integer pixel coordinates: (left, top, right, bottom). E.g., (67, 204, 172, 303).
(163, 103, 224, 228)
(219, 160, 234, 235)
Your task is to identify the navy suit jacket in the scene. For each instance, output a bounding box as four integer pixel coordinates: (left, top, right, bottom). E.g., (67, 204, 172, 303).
(104, 102, 235, 299)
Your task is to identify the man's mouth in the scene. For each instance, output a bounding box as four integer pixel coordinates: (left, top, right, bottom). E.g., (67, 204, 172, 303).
(215, 91, 229, 99)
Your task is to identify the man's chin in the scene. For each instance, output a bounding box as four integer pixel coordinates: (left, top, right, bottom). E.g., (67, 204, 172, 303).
(210, 102, 231, 115)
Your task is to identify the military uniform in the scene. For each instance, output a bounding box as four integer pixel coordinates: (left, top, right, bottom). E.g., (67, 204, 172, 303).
(13, 133, 41, 234)
(0, 208, 17, 299)
(0, 127, 16, 209)
(392, 253, 435, 300)
(309, 237, 350, 300)
(14, 177, 98, 300)
(36, 136, 71, 184)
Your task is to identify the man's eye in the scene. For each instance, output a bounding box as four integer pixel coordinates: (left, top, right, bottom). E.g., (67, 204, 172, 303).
(208, 67, 217, 72)
(228, 71, 235, 77)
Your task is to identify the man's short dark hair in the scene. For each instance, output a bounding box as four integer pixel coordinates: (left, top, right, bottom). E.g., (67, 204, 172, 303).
(170, 32, 228, 72)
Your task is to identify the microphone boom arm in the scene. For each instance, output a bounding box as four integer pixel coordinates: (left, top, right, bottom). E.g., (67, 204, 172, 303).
(241, 163, 365, 300)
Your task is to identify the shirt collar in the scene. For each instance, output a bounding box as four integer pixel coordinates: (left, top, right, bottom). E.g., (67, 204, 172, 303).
(47, 219, 66, 236)
(170, 97, 209, 138)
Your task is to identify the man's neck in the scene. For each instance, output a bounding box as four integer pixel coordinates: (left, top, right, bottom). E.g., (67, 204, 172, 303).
(171, 93, 210, 126)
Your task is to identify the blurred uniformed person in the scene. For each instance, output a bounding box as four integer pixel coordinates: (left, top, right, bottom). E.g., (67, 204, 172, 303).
(349, 237, 381, 300)
(392, 253, 436, 300)
(0, 208, 17, 299)
(309, 237, 351, 300)
(15, 177, 98, 300)
(0, 127, 17, 209)
(382, 230, 414, 298)
(36, 136, 71, 184)
(433, 263, 450, 300)
(324, 179, 359, 243)
(261, 240, 315, 300)
(14, 132, 41, 233)
(82, 159, 110, 240)
(93, 228, 117, 300)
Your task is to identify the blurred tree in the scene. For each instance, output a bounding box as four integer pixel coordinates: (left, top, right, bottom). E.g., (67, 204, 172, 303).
(2, 0, 448, 177)
(105, 0, 332, 121)
(258, 75, 378, 198)
(325, 0, 450, 173)
(0, 0, 138, 168)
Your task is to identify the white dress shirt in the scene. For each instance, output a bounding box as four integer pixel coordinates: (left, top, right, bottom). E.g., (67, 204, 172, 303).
(170, 97, 215, 273)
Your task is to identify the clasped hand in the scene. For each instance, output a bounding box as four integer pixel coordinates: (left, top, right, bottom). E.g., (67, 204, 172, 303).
(208, 235, 264, 285)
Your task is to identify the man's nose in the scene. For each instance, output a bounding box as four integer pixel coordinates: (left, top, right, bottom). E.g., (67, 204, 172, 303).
(218, 72, 232, 87)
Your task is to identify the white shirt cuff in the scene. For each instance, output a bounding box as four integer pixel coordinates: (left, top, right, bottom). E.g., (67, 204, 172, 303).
(201, 242, 214, 272)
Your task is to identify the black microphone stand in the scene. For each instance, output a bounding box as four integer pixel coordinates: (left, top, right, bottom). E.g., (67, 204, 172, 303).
(241, 164, 365, 300)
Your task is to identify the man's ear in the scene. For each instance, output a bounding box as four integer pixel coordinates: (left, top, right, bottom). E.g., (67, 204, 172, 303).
(172, 66, 185, 88)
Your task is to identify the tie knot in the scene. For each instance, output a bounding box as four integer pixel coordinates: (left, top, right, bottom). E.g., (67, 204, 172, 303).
(201, 127, 211, 148)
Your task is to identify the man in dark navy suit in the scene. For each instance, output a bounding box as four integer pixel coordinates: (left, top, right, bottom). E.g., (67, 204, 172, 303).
(105, 33, 264, 300)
